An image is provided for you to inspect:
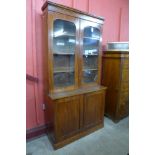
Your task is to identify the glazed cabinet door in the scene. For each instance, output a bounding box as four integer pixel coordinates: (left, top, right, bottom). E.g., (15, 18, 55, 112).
(54, 96, 81, 141)
(83, 91, 105, 128)
(48, 13, 79, 93)
(79, 20, 102, 86)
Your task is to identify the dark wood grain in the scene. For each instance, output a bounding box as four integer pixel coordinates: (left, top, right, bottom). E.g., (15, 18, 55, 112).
(102, 51, 129, 122)
(45, 88, 106, 149)
(50, 85, 106, 100)
(54, 96, 80, 142)
(83, 91, 105, 128)
(53, 123, 103, 149)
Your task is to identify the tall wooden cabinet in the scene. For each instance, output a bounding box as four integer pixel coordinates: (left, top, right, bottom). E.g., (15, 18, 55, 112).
(42, 1, 106, 149)
(102, 51, 129, 122)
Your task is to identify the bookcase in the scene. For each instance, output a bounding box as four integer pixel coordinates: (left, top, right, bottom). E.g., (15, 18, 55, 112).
(42, 1, 106, 149)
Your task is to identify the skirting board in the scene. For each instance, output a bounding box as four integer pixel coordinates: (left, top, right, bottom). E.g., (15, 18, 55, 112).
(26, 124, 47, 140)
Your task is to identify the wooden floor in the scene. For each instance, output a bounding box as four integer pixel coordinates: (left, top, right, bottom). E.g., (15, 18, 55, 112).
(26, 116, 129, 155)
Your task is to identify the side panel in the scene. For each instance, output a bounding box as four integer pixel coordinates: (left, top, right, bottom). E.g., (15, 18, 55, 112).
(102, 54, 121, 118)
(118, 56, 129, 118)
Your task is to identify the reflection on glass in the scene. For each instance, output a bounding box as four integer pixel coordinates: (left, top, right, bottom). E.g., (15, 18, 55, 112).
(83, 70, 98, 83)
(53, 19, 76, 88)
(83, 49, 98, 55)
(83, 38, 99, 55)
(82, 26, 100, 83)
(84, 26, 100, 39)
(53, 36, 75, 54)
(53, 19, 76, 54)
(54, 19, 76, 37)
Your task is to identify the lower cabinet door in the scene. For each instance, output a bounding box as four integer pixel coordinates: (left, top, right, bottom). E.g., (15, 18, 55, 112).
(54, 96, 80, 141)
(83, 91, 105, 128)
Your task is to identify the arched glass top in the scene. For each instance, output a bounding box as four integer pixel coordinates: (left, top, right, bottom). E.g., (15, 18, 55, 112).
(53, 19, 76, 88)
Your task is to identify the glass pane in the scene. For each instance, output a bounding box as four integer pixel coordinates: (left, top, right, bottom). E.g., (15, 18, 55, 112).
(53, 19, 76, 54)
(53, 55, 74, 72)
(53, 36, 75, 54)
(53, 19, 76, 88)
(83, 55, 98, 70)
(54, 19, 76, 37)
(83, 38, 99, 55)
(54, 72, 74, 87)
(83, 70, 98, 83)
(82, 26, 100, 83)
(84, 26, 100, 39)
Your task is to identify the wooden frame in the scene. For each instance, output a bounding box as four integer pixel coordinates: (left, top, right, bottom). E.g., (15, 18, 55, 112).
(42, 0, 104, 25)
(47, 13, 103, 93)
(48, 12, 80, 93)
(79, 19, 103, 87)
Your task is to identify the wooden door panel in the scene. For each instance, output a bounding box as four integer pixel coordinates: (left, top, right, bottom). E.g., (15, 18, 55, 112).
(55, 96, 80, 140)
(102, 57, 121, 89)
(83, 91, 104, 128)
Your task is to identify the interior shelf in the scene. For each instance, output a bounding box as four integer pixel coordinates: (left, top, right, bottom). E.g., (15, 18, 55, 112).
(54, 70, 74, 73)
(53, 33, 76, 38)
(54, 67, 74, 73)
(53, 52, 75, 55)
(83, 68, 98, 71)
(83, 53, 98, 56)
(83, 36, 100, 40)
